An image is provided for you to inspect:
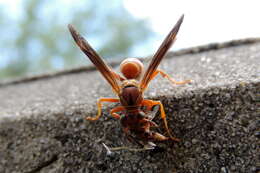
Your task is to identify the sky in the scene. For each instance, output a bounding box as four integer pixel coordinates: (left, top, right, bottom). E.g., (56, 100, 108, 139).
(123, 0, 260, 50)
(1, 0, 260, 50)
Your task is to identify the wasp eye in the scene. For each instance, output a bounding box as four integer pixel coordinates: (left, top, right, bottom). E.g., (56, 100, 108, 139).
(120, 58, 143, 79)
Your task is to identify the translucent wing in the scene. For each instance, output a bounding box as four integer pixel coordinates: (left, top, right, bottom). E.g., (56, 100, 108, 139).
(140, 15, 184, 91)
(68, 24, 121, 94)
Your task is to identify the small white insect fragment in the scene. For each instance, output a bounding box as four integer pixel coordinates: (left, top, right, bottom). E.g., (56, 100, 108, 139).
(102, 143, 113, 156)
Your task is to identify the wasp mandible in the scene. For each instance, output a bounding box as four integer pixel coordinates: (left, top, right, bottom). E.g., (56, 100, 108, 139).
(68, 14, 190, 143)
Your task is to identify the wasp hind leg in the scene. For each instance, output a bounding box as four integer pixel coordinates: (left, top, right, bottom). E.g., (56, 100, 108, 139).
(86, 98, 119, 121)
(150, 69, 191, 85)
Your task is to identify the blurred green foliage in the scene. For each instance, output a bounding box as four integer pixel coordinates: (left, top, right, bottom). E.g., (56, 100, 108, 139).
(0, 0, 152, 80)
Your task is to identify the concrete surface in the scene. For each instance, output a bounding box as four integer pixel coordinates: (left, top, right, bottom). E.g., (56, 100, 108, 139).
(0, 39, 259, 173)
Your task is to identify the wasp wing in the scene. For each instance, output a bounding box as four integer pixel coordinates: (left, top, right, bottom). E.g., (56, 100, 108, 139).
(140, 15, 184, 91)
(68, 24, 121, 94)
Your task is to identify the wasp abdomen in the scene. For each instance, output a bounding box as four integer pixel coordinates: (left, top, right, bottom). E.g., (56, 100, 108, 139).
(120, 58, 143, 79)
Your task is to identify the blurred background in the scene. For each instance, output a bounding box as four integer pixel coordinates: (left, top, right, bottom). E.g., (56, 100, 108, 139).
(0, 0, 259, 80)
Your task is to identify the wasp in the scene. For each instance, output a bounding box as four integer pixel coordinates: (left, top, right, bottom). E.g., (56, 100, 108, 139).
(68, 14, 190, 145)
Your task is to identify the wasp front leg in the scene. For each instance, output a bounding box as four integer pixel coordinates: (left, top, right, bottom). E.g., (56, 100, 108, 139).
(141, 99, 180, 142)
(86, 98, 119, 121)
(110, 106, 125, 119)
(150, 132, 169, 141)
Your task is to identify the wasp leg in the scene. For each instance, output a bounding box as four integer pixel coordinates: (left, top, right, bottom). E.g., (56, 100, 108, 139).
(150, 69, 191, 85)
(86, 98, 119, 121)
(110, 106, 125, 119)
(141, 100, 154, 112)
(141, 99, 180, 142)
(104, 144, 154, 152)
(144, 105, 160, 121)
(151, 132, 169, 141)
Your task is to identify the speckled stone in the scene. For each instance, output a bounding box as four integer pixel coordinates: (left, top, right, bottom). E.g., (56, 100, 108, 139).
(0, 39, 259, 173)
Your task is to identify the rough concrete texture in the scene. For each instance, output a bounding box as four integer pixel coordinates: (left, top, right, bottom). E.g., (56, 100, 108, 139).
(0, 39, 259, 173)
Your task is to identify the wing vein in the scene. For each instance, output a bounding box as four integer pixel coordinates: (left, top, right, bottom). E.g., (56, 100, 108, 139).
(140, 15, 184, 91)
(68, 24, 120, 93)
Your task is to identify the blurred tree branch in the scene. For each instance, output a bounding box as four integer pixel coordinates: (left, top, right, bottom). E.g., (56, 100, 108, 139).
(0, 0, 152, 79)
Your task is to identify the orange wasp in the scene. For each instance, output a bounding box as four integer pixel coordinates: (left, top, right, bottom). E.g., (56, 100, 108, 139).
(68, 14, 190, 144)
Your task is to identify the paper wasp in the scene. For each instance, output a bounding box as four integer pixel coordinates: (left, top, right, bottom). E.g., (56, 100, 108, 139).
(68, 14, 190, 145)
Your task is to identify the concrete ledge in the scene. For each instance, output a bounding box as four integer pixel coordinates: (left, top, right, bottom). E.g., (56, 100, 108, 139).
(1, 37, 259, 87)
(0, 38, 259, 172)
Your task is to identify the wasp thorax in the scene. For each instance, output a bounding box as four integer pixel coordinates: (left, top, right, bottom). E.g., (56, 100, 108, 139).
(120, 58, 143, 79)
(121, 86, 140, 106)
